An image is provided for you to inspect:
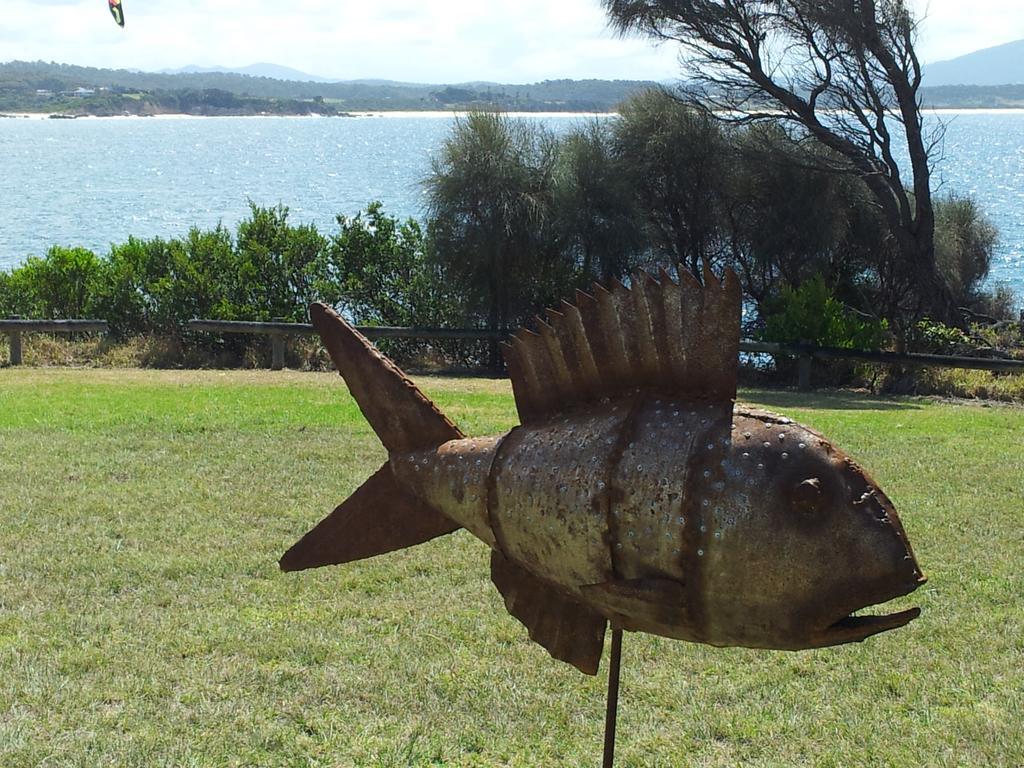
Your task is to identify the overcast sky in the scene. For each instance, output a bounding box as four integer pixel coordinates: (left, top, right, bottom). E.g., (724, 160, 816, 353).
(2, 0, 1022, 83)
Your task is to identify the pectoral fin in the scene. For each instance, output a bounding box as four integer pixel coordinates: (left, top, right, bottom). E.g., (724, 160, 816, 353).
(490, 551, 607, 675)
(581, 577, 687, 634)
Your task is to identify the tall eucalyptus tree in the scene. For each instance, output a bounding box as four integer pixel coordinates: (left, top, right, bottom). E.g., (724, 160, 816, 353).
(603, 0, 949, 325)
(424, 111, 563, 363)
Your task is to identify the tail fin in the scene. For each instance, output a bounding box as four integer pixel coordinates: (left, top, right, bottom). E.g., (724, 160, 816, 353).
(280, 463, 460, 571)
(280, 306, 464, 572)
(310, 303, 463, 453)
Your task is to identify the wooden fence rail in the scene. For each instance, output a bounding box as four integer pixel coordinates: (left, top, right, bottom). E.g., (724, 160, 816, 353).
(741, 340, 1024, 388)
(5, 315, 1021, 382)
(2, 317, 109, 366)
(186, 319, 504, 339)
(187, 319, 505, 370)
(188, 318, 1024, 383)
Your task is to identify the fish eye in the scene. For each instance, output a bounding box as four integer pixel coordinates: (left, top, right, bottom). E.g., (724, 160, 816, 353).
(792, 477, 823, 514)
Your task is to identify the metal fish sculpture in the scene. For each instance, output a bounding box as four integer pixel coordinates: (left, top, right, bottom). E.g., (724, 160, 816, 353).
(281, 269, 925, 675)
(108, 0, 124, 28)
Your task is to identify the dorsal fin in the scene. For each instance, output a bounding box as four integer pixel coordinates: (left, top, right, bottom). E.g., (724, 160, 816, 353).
(502, 268, 741, 424)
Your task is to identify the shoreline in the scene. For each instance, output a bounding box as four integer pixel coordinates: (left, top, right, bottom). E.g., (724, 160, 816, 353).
(6, 107, 1024, 121)
(0, 110, 618, 121)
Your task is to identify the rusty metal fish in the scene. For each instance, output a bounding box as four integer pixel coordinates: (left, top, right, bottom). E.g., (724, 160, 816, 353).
(281, 268, 925, 675)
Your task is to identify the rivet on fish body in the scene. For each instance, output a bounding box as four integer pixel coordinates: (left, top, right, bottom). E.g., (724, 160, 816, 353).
(281, 267, 926, 676)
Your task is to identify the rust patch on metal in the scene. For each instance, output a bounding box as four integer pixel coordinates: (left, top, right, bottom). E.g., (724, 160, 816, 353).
(310, 303, 462, 452)
(491, 404, 630, 588)
(505, 270, 740, 426)
(486, 426, 519, 562)
(603, 391, 645, 580)
(392, 436, 503, 548)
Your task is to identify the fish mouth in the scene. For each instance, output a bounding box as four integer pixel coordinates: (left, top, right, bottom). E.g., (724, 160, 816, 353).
(815, 574, 926, 646)
(822, 605, 921, 644)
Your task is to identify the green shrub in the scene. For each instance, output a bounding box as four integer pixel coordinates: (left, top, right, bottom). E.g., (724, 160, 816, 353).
(139, 228, 236, 334)
(934, 194, 999, 311)
(90, 237, 157, 337)
(907, 318, 973, 355)
(910, 366, 1024, 402)
(232, 203, 331, 323)
(761, 275, 888, 349)
(758, 275, 890, 387)
(970, 283, 1019, 323)
(331, 202, 456, 327)
(330, 202, 481, 364)
(0, 269, 21, 317)
(5, 246, 102, 319)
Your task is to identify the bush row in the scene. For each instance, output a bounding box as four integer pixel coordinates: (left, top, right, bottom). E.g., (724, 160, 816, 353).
(0, 202, 447, 338)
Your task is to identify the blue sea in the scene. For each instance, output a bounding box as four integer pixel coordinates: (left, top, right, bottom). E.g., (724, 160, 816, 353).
(1, 111, 1022, 299)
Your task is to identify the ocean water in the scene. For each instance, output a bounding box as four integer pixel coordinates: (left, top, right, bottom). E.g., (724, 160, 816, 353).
(1, 111, 1022, 299)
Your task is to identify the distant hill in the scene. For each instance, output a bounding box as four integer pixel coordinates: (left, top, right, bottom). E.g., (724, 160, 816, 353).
(160, 63, 337, 83)
(920, 84, 1024, 109)
(0, 61, 659, 115)
(924, 39, 1024, 86)
(6, 59, 1024, 116)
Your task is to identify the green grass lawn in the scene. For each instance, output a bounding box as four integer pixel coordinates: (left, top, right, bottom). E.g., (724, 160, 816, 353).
(0, 369, 1021, 767)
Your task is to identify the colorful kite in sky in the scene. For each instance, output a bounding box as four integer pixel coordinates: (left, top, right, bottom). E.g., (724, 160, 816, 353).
(109, 0, 124, 28)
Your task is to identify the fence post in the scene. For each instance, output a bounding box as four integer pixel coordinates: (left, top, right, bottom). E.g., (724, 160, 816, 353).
(797, 340, 812, 391)
(8, 315, 22, 366)
(271, 318, 285, 371)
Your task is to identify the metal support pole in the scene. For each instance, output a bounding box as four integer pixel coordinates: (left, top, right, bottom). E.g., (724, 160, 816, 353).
(8, 315, 22, 366)
(603, 627, 623, 768)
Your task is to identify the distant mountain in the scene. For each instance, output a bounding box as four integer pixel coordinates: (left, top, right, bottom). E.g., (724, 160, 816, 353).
(157, 66, 511, 90)
(160, 62, 336, 83)
(344, 78, 434, 87)
(924, 39, 1024, 87)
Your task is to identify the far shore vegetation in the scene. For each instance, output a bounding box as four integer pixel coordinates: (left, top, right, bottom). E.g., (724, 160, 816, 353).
(3, 61, 1024, 118)
(0, 61, 656, 117)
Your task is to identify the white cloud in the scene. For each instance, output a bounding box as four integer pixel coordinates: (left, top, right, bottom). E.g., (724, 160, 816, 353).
(0, 0, 1017, 81)
(911, 0, 1024, 63)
